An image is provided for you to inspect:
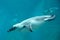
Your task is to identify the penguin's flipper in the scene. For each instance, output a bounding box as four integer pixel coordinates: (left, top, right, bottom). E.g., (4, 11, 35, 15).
(26, 24, 33, 32)
(7, 27, 17, 32)
(29, 25, 33, 32)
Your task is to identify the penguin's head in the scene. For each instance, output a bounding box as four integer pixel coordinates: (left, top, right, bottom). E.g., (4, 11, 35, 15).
(44, 15, 55, 21)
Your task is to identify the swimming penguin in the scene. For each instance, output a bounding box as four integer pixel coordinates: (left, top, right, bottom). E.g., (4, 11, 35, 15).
(7, 15, 55, 32)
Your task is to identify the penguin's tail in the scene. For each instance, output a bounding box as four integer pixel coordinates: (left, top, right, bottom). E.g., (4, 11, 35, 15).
(7, 27, 17, 32)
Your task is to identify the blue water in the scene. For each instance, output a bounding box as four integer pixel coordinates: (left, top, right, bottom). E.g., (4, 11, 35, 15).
(0, 0, 60, 40)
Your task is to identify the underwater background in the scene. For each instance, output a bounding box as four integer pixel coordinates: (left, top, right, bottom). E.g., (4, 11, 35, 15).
(0, 0, 60, 40)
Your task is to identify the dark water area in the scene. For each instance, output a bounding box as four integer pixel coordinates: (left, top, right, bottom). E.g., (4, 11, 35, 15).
(0, 0, 60, 40)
